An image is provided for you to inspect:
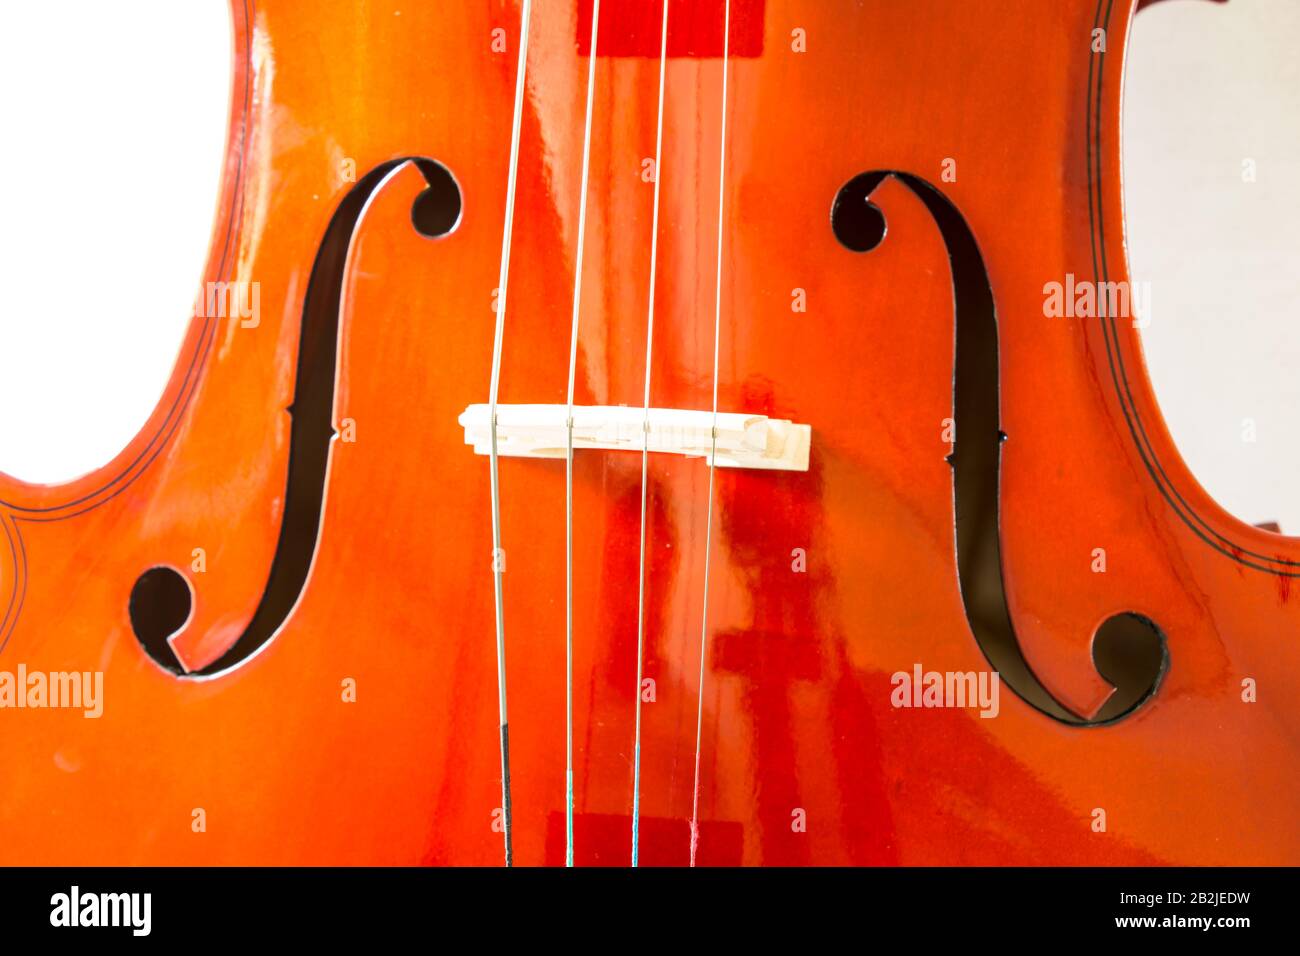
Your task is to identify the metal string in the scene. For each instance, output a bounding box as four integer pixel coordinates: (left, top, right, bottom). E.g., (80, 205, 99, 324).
(689, 0, 731, 869)
(631, 0, 671, 869)
(564, 0, 603, 869)
(486, 0, 534, 868)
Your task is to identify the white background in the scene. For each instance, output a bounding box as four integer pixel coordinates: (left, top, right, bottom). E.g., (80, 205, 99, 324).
(0, 1, 1296, 530)
(1125, 0, 1300, 532)
(0, 2, 229, 487)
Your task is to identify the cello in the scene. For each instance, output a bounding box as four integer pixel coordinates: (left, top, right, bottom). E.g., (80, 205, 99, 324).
(0, 0, 1294, 866)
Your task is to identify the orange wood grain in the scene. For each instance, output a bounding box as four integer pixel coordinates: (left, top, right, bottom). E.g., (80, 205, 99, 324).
(0, 0, 1293, 865)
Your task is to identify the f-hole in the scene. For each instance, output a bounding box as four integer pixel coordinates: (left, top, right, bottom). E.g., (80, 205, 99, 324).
(833, 171, 1168, 725)
(129, 158, 461, 676)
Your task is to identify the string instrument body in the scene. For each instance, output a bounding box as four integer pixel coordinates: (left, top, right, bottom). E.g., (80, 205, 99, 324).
(0, 0, 1294, 865)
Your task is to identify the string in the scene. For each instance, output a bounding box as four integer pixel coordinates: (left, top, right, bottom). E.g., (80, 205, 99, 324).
(486, 0, 533, 869)
(564, 0, 603, 870)
(689, 0, 730, 869)
(631, 0, 671, 869)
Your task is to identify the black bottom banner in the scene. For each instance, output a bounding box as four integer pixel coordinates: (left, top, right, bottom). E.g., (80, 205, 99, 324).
(0, 866, 1286, 942)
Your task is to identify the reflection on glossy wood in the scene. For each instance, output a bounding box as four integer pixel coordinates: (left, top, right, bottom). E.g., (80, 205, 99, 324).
(0, 0, 1295, 865)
